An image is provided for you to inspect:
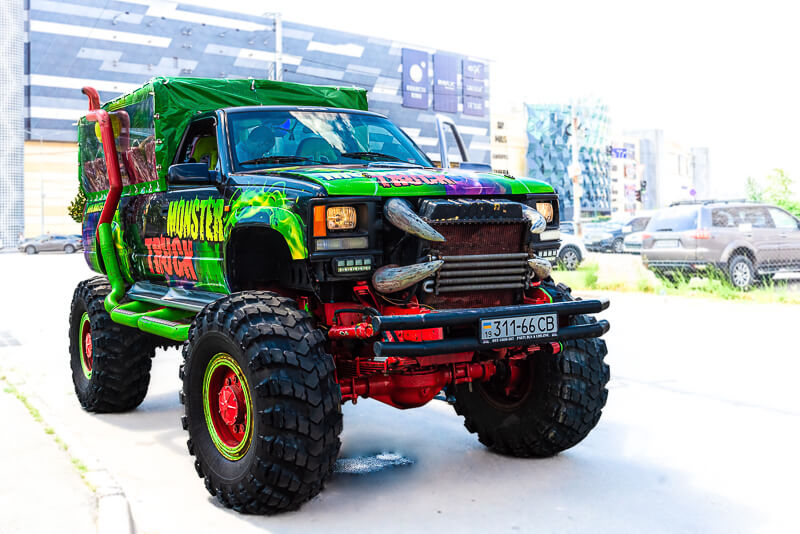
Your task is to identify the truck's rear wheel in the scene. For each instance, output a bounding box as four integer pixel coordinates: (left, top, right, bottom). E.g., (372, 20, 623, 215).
(451, 283, 609, 457)
(180, 291, 342, 514)
(69, 277, 154, 412)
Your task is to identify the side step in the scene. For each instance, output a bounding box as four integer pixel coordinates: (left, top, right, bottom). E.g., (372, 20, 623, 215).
(127, 282, 225, 312)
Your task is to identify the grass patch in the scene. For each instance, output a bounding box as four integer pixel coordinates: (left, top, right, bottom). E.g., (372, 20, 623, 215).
(552, 261, 800, 304)
(0, 373, 94, 490)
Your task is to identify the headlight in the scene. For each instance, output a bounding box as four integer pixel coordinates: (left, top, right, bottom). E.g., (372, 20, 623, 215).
(326, 206, 357, 230)
(535, 202, 554, 222)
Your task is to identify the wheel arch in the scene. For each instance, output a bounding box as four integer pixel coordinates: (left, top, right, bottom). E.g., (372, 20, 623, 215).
(722, 243, 756, 265)
(225, 223, 296, 292)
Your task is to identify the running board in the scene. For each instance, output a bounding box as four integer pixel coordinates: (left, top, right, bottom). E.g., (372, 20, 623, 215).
(127, 282, 225, 312)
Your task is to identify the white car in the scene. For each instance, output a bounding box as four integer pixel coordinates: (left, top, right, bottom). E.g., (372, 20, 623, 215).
(623, 231, 644, 254)
(554, 230, 587, 270)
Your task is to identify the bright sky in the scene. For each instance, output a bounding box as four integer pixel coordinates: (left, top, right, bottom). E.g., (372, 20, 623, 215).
(185, 0, 799, 197)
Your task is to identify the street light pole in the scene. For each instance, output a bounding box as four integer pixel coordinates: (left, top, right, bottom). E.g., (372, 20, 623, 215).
(263, 12, 283, 81)
(568, 115, 583, 236)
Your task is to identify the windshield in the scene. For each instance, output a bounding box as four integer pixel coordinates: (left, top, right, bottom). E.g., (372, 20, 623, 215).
(228, 110, 432, 171)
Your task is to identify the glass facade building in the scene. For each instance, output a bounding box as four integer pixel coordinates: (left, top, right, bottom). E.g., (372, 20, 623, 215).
(0, 0, 25, 248)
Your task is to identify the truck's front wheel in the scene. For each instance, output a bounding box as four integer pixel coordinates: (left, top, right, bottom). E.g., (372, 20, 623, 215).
(68, 277, 154, 412)
(451, 283, 609, 457)
(180, 291, 342, 514)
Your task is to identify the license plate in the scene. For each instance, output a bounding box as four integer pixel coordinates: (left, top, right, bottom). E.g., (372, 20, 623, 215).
(479, 313, 558, 344)
(654, 239, 680, 248)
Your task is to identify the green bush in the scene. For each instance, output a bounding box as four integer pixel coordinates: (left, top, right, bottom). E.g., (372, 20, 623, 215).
(68, 188, 86, 224)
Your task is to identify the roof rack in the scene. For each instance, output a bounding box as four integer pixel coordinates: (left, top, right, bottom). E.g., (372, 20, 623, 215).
(669, 199, 749, 207)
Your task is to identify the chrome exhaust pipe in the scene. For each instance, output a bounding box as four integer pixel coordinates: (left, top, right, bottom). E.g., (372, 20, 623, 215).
(384, 198, 446, 242)
(528, 257, 552, 280)
(372, 260, 444, 294)
(521, 204, 547, 234)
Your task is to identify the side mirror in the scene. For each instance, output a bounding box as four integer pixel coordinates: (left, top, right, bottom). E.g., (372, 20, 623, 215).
(168, 163, 217, 185)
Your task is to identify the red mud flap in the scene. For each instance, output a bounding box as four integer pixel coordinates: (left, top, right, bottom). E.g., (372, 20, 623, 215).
(372, 298, 610, 357)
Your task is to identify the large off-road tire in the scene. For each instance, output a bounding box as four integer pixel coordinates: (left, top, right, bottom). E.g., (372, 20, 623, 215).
(180, 291, 342, 514)
(68, 277, 155, 412)
(451, 282, 609, 457)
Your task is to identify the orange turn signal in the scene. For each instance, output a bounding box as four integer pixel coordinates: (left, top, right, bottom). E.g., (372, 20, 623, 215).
(313, 205, 327, 237)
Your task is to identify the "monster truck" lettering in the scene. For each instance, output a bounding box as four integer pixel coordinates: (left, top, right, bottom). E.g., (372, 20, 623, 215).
(166, 198, 224, 242)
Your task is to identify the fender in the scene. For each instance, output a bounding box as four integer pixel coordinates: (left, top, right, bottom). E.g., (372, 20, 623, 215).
(719, 239, 756, 264)
(223, 186, 309, 260)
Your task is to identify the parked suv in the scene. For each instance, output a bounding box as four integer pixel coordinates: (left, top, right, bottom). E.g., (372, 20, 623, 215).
(584, 215, 651, 253)
(642, 201, 800, 288)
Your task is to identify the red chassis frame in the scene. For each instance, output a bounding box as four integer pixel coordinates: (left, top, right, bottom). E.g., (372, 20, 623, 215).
(317, 281, 561, 409)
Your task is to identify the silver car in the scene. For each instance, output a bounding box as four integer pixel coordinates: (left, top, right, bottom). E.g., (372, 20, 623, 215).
(642, 201, 800, 289)
(18, 234, 83, 254)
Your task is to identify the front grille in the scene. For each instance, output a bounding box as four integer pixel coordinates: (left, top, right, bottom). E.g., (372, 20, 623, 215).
(421, 216, 528, 309)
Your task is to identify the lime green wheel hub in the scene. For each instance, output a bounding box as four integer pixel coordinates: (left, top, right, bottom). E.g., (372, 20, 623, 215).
(202, 353, 253, 461)
(78, 312, 93, 380)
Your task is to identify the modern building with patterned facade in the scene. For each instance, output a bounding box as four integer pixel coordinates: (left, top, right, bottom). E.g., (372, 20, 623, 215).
(0, 0, 25, 248)
(16, 0, 491, 237)
(525, 101, 611, 221)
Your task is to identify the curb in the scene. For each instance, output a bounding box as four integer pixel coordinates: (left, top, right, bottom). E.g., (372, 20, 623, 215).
(1, 370, 135, 534)
(86, 470, 135, 534)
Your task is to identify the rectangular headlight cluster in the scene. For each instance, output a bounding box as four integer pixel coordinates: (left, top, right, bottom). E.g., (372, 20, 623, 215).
(333, 256, 373, 274)
(537, 248, 558, 258)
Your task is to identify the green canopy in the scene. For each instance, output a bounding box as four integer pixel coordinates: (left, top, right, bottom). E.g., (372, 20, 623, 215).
(79, 77, 369, 199)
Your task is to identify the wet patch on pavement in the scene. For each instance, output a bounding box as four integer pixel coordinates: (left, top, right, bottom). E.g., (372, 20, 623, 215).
(334, 452, 414, 474)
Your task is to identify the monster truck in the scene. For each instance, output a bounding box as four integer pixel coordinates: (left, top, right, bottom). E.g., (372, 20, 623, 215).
(69, 77, 610, 514)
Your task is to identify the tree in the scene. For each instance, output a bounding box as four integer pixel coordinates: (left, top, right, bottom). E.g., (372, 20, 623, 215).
(746, 169, 800, 217)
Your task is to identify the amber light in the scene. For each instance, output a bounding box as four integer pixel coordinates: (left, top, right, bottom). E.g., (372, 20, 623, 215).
(313, 205, 327, 237)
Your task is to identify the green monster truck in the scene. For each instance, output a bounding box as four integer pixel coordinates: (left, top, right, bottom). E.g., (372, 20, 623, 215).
(69, 77, 610, 514)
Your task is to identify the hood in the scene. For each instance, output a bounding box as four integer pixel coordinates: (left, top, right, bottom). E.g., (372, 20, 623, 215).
(233, 166, 554, 197)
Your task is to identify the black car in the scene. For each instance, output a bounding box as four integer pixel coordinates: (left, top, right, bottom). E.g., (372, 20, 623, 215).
(583, 215, 651, 253)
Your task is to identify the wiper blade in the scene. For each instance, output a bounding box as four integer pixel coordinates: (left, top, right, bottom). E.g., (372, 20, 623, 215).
(239, 155, 310, 165)
(340, 151, 403, 162)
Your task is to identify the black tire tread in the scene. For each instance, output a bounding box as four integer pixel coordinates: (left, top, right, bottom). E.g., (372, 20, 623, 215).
(181, 291, 341, 515)
(452, 282, 609, 457)
(69, 277, 154, 412)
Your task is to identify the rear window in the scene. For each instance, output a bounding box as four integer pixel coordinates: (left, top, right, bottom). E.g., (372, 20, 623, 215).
(647, 206, 699, 232)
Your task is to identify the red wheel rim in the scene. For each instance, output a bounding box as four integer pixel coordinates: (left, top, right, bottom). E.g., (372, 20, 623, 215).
(202, 353, 252, 460)
(79, 312, 93, 379)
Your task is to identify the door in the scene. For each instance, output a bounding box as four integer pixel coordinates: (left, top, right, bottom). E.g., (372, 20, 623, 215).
(737, 206, 777, 269)
(766, 207, 800, 270)
(139, 116, 228, 292)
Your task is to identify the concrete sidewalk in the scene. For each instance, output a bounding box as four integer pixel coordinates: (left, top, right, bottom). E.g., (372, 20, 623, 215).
(0, 384, 96, 534)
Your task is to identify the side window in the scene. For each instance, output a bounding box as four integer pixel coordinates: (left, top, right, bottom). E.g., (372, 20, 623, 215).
(176, 119, 218, 171)
(769, 208, 799, 229)
(711, 208, 737, 228)
(739, 207, 773, 229)
(632, 218, 649, 231)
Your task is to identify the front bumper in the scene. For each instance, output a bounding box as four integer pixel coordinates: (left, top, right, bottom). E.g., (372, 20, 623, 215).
(585, 238, 614, 251)
(372, 298, 610, 357)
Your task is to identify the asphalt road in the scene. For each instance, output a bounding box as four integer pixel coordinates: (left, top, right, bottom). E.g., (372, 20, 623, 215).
(1, 252, 797, 533)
